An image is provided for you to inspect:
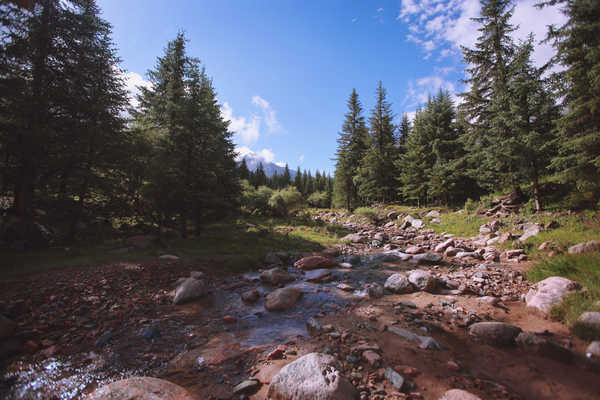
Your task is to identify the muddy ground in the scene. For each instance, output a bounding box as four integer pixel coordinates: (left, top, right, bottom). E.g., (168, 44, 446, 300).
(1, 231, 599, 399)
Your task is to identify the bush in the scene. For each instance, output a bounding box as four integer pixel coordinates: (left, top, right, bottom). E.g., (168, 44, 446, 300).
(241, 180, 273, 215)
(307, 191, 329, 208)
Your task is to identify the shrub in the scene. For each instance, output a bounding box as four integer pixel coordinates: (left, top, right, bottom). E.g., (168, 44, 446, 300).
(355, 207, 377, 221)
(307, 191, 329, 208)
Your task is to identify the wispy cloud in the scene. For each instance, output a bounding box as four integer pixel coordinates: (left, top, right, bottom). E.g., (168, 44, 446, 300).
(397, 0, 567, 68)
(351, 17, 358, 23)
(252, 95, 282, 134)
(221, 102, 261, 144)
(405, 74, 458, 108)
(299, 155, 305, 163)
(377, 7, 384, 13)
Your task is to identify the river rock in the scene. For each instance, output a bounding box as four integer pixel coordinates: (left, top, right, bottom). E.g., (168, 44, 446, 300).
(241, 289, 260, 303)
(384, 367, 404, 390)
(412, 252, 442, 264)
(265, 287, 302, 311)
(368, 283, 384, 298)
(405, 246, 424, 254)
(267, 352, 359, 400)
(0, 315, 16, 340)
(426, 210, 440, 218)
(305, 269, 332, 282)
(408, 270, 436, 292)
(468, 322, 522, 346)
(525, 276, 580, 316)
(568, 240, 600, 254)
(515, 332, 573, 363)
(435, 238, 454, 253)
(261, 267, 294, 285)
(586, 341, 600, 359)
(173, 278, 207, 305)
(294, 256, 338, 270)
(342, 233, 364, 243)
(384, 274, 414, 294)
(440, 389, 482, 400)
(86, 377, 196, 400)
(577, 312, 600, 336)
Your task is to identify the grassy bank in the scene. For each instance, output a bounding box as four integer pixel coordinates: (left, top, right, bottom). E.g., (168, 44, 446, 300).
(1, 214, 351, 279)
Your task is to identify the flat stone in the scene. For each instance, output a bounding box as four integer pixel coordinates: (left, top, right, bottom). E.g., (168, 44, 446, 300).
(86, 377, 196, 400)
(384, 367, 404, 390)
(412, 252, 442, 264)
(305, 269, 333, 283)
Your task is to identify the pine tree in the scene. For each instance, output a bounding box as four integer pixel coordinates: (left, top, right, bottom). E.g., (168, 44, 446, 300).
(357, 82, 397, 203)
(459, 0, 517, 191)
(254, 162, 267, 187)
(539, 0, 600, 197)
(294, 167, 302, 192)
(238, 158, 250, 180)
(282, 164, 291, 187)
(333, 89, 369, 209)
(398, 107, 431, 206)
(506, 37, 560, 211)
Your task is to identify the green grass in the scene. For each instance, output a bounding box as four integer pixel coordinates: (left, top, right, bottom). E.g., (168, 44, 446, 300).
(430, 211, 486, 238)
(527, 253, 600, 339)
(0, 215, 351, 279)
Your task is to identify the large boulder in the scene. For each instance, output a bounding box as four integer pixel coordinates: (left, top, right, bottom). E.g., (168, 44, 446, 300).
(439, 389, 482, 400)
(294, 256, 338, 270)
(265, 287, 302, 311)
(384, 274, 414, 294)
(86, 377, 196, 400)
(173, 278, 207, 305)
(568, 240, 600, 255)
(260, 267, 294, 285)
(525, 276, 580, 316)
(408, 270, 436, 292)
(468, 322, 522, 346)
(267, 353, 359, 400)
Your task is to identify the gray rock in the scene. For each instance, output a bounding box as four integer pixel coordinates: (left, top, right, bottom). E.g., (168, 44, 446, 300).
(577, 312, 600, 336)
(525, 276, 580, 316)
(173, 277, 207, 304)
(261, 267, 294, 285)
(568, 240, 600, 254)
(468, 322, 522, 346)
(439, 389, 482, 400)
(305, 269, 333, 282)
(412, 252, 442, 264)
(267, 353, 359, 400)
(306, 317, 322, 336)
(515, 332, 573, 363)
(586, 341, 600, 359)
(519, 223, 541, 242)
(159, 254, 179, 261)
(265, 287, 302, 311)
(425, 210, 441, 218)
(419, 336, 442, 350)
(384, 274, 414, 294)
(408, 270, 436, 292)
(384, 368, 404, 390)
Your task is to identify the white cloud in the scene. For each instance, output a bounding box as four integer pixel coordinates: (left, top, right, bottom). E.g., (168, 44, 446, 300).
(252, 95, 282, 134)
(122, 71, 152, 108)
(221, 102, 261, 144)
(377, 7, 384, 13)
(275, 162, 286, 168)
(397, 0, 567, 68)
(235, 146, 275, 163)
(299, 155, 305, 163)
(405, 74, 458, 107)
(352, 17, 358, 23)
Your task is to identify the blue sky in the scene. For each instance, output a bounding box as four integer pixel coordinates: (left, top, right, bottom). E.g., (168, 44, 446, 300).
(97, 0, 566, 174)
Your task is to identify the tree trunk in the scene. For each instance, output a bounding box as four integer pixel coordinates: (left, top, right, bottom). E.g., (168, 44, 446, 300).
(531, 160, 542, 212)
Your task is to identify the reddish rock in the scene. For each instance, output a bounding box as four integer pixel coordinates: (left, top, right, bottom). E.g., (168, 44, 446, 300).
(362, 350, 381, 367)
(446, 360, 461, 371)
(265, 287, 302, 311)
(293, 256, 338, 270)
(241, 289, 260, 303)
(223, 315, 237, 324)
(405, 246, 425, 254)
(268, 344, 287, 360)
(394, 365, 420, 376)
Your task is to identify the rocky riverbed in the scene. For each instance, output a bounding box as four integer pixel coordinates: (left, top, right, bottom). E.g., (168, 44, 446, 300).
(1, 213, 600, 399)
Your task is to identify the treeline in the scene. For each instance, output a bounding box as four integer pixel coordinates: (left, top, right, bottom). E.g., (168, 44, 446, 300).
(238, 159, 333, 211)
(0, 0, 239, 244)
(333, 0, 599, 211)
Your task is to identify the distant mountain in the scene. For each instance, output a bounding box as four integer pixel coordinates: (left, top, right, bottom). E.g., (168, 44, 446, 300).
(237, 154, 296, 178)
